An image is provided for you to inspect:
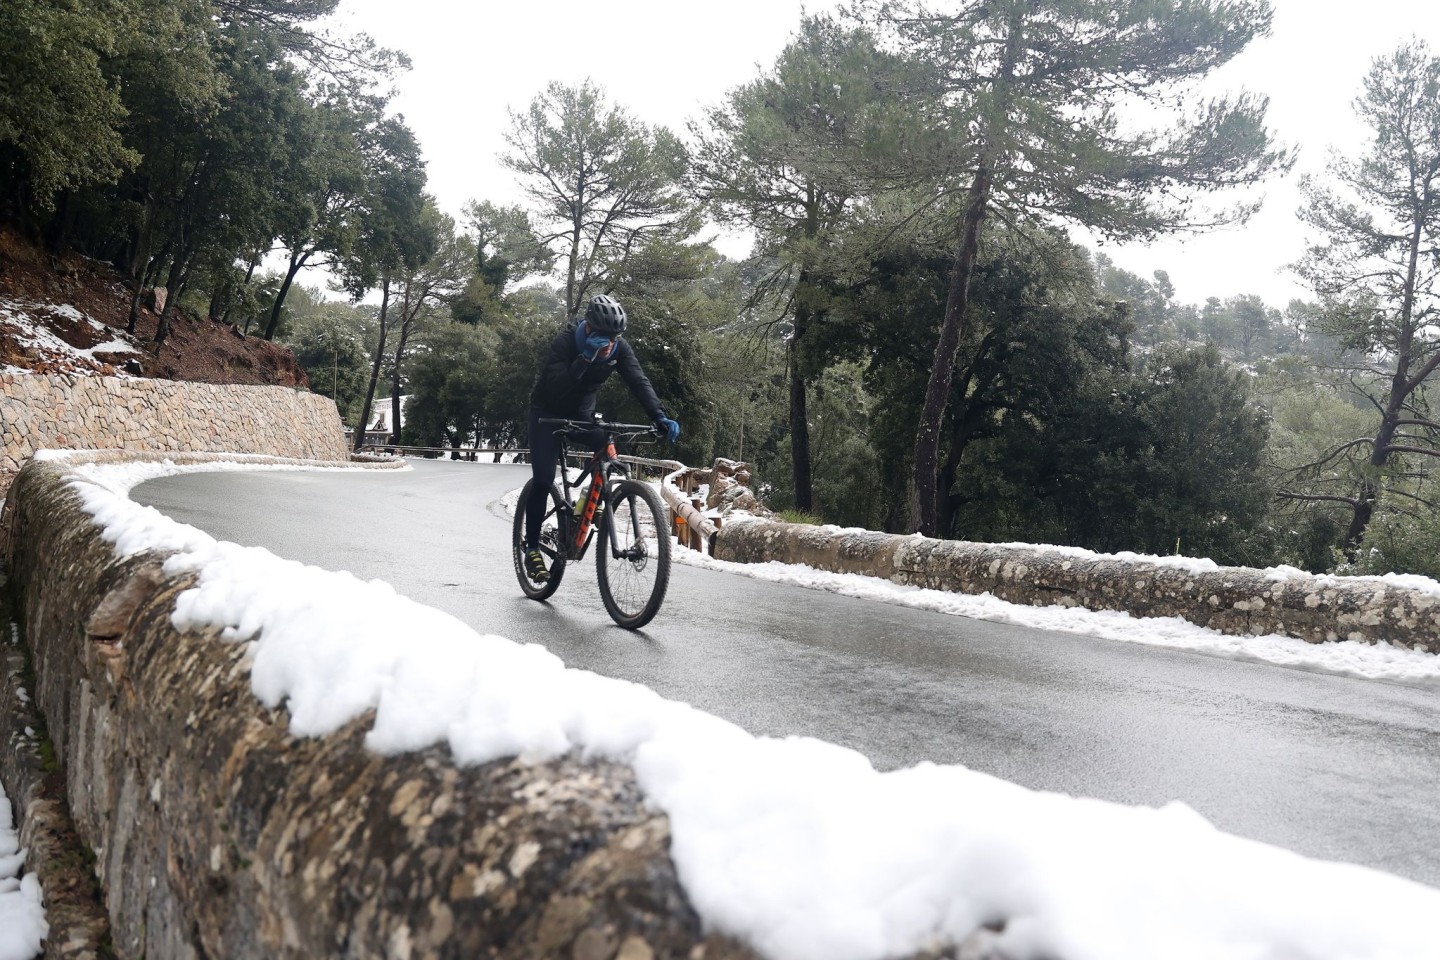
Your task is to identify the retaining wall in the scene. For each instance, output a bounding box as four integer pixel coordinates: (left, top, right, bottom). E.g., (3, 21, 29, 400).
(0, 371, 349, 498)
(713, 520, 1440, 654)
(0, 454, 765, 960)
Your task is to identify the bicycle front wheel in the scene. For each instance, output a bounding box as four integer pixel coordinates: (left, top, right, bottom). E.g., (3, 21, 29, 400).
(596, 479, 671, 629)
(513, 478, 568, 600)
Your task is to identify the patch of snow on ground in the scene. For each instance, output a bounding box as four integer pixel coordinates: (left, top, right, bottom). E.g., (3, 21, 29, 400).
(0, 782, 47, 960)
(0, 296, 141, 375)
(54, 459, 1440, 960)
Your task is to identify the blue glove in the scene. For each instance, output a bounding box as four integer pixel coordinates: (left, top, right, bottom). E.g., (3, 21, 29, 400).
(656, 417, 680, 443)
(581, 333, 614, 362)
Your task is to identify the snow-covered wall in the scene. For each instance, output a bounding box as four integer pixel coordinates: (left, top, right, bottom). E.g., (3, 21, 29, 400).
(0, 371, 347, 498)
(714, 520, 1440, 654)
(7, 455, 1440, 960)
(0, 454, 750, 960)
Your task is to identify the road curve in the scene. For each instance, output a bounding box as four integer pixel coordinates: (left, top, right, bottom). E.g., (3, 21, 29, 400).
(132, 458, 1440, 885)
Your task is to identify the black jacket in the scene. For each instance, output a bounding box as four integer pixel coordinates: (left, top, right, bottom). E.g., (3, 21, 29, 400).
(529, 321, 666, 422)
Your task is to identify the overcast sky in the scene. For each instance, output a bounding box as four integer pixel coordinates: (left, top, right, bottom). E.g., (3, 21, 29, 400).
(326, 0, 1440, 309)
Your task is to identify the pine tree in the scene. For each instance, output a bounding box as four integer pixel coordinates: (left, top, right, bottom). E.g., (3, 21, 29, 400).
(1286, 40, 1440, 555)
(857, 0, 1292, 535)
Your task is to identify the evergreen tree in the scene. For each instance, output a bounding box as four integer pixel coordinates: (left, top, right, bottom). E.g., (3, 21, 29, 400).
(336, 117, 430, 449)
(1125, 345, 1272, 560)
(143, 24, 309, 346)
(286, 293, 378, 426)
(501, 80, 699, 317)
(0, 0, 141, 212)
(855, 0, 1293, 535)
(261, 95, 372, 341)
(690, 15, 901, 512)
(385, 204, 474, 444)
(1287, 40, 1440, 556)
(452, 199, 554, 325)
(403, 321, 496, 454)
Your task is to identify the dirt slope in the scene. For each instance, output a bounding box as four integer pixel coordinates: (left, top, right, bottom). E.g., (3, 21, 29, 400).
(0, 228, 309, 387)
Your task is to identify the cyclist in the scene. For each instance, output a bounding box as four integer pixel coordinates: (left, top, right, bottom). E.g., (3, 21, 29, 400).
(522, 294, 681, 582)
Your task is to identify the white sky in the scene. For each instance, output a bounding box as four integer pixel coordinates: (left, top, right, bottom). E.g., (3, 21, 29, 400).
(31, 455, 1440, 960)
(325, 0, 1440, 308)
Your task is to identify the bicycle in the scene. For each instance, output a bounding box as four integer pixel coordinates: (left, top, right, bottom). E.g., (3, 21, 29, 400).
(512, 416, 673, 629)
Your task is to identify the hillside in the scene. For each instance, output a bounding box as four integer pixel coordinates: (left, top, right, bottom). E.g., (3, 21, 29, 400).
(0, 229, 309, 388)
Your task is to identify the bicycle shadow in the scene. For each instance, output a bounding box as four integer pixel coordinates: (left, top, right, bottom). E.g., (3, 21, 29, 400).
(508, 594, 669, 649)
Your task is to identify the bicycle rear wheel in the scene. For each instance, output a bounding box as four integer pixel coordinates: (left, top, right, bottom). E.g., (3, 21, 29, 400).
(513, 478, 568, 600)
(596, 479, 671, 629)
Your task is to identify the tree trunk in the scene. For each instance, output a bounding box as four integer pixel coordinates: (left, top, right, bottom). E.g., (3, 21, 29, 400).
(1343, 482, 1378, 558)
(566, 223, 583, 316)
(909, 10, 1025, 538)
(911, 163, 993, 536)
(353, 278, 392, 453)
(788, 184, 824, 515)
(125, 280, 146, 336)
(789, 293, 814, 513)
(230, 252, 260, 329)
(153, 250, 194, 347)
(263, 248, 311, 341)
(1342, 174, 1432, 556)
(389, 285, 416, 447)
(1343, 400, 1403, 555)
(129, 239, 171, 334)
(125, 228, 159, 335)
(46, 190, 74, 252)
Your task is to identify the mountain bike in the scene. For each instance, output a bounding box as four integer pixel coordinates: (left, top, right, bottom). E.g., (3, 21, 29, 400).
(512, 417, 673, 629)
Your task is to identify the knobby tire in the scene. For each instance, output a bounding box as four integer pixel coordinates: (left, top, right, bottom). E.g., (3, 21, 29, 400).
(513, 478, 567, 600)
(596, 479, 671, 629)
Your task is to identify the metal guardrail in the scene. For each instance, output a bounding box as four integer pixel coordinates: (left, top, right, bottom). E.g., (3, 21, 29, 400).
(356, 444, 524, 458)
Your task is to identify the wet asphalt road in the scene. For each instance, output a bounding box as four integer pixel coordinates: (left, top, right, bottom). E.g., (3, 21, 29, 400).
(132, 458, 1440, 886)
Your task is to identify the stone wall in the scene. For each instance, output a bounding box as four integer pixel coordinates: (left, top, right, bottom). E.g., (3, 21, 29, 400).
(1, 600, 111, 960)
(0, 371, 349, 498)
(713, 520, 1440, 654)
(0, 455, 766, 960)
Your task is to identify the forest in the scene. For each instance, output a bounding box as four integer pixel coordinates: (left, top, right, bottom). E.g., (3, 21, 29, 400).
(3, 0, 1438, 578)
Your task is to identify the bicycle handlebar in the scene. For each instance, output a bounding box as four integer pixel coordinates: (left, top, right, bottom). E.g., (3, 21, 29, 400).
(538, 417, 659, 436)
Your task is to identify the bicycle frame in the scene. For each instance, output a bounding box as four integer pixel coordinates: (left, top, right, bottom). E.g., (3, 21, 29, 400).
(564, 442, 627, 559)
(542, 418, 647, 562)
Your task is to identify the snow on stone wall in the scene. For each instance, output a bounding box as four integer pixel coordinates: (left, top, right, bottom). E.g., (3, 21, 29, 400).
(0, 371, 347, 497)
(0, 455, 753, 960)
(713, 520, 1440, 654)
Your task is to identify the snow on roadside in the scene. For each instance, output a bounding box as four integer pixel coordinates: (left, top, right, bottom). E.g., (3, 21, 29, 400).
(520, 478, 1440, 686)
(766, 523, 1440, 600)
(983, 537, 1440, 599)
(2, 608, 45, 960)
(50, 458, 1440, 960)
(668, 549, 1440, 686)
(0, 782, 47, 960)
